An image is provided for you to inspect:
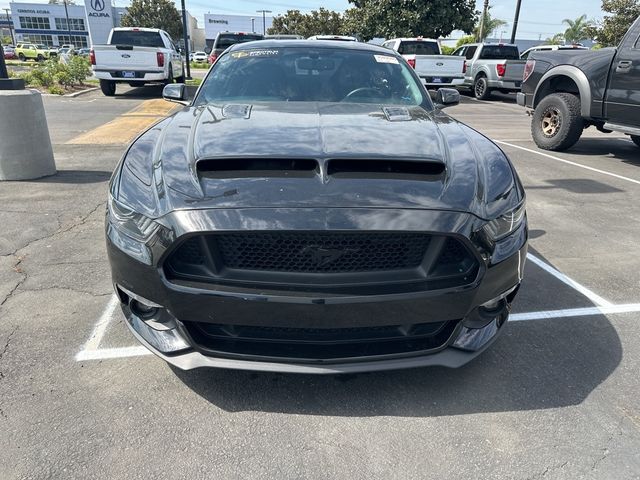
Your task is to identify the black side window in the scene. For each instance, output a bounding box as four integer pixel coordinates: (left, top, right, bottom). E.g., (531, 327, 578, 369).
(465, 46, 477, 60)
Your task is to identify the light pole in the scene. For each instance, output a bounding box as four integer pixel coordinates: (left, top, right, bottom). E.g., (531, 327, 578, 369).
(3, 9, 15, 45)
(180, 0, 191, 79)
(63, 0, 72, 46)
(256, 10, 271, 35)
(251, 17, 255, 33)
(510, 0, 523, 44)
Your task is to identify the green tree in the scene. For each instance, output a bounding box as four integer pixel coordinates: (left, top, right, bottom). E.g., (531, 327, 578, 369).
(120, 0, 183, 40)
(455, 35, 476, 48)
(474, 8, 507, 41)
(345, 0, 477, 41)
(586, 0, 640, 46)
(545, 33, 565, 45)
(562, 14, 591, 43)
(268, 8, 344, 38)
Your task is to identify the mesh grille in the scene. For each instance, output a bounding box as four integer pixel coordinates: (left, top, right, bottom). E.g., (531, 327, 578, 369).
(214, 232, 431, 273)
(175, 238, 206, 265)
(438, 237, 468, 265)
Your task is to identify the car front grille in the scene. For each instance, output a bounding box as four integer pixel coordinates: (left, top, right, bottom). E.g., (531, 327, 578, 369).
(181, 319, 461, 363)
(164, 231, 480, 291)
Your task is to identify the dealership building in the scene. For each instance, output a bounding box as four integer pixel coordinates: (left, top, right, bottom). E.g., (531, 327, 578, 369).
(204, 13, 273, 49)
(5, 1, 201, 49)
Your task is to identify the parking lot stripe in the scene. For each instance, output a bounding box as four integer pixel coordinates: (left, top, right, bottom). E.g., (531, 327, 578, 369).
(76, 346, 151, 361)
(76, 294, 118, 357)
(527, 253, 612, 307)
(497, 141, 640, 186)
(511, 303, 640, 321)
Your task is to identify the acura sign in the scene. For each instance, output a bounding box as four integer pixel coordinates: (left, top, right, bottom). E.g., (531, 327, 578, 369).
(84, 0, 113, 45)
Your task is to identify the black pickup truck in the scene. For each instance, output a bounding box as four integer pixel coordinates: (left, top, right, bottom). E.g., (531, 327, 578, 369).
(517, 16, 640, 151)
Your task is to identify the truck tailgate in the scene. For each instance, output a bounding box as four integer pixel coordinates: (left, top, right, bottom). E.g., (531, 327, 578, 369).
(92, 45, 161, 70)
(412, 55, 465, 77)
(503, 60, 526, 83)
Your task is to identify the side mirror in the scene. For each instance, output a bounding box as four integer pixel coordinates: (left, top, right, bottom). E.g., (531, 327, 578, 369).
(163, 83, 187, 104)
(435, 88, 460, 108)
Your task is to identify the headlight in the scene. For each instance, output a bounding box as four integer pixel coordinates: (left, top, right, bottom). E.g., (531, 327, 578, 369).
(483, 202, 526, 241)
(107, 195, 160, 243)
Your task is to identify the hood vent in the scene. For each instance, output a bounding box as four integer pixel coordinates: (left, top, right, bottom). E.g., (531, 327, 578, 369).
(382, 106, 412, 122)
(222, 104, 252, 119)
(197, 158, 319, 178)
(327, 159, 445, 180)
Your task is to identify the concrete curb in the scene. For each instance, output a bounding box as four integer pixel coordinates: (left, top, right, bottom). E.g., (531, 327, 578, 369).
(64, 87, 99, 98)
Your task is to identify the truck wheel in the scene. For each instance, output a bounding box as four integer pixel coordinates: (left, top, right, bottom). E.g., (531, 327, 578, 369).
(631, 135, 640, 148)
(37, 54, 44, 61)
(532, 93, 583, 151)
(473, 76, 492, 100)
(100, 80, 116, 97)
(18, 53, 26, 61)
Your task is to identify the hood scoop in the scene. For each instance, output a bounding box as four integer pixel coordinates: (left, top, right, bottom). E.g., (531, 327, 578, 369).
(327, 159, 445, 181)
(222, 104, 252, 119)
(197, 158, 319, 179)
(382, 106, 412, 122)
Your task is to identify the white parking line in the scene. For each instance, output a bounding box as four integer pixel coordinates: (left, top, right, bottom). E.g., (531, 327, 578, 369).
(497, 140, 640, 186)
(75, 252, 626, 362)
(526, 253, 612, 307)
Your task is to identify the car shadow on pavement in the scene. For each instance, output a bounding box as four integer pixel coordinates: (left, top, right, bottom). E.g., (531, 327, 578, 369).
(566, 137, 640, 165)
(34, 169, 112, 184)
(113, 85, 165, 99)
(171, 248, 622, 417)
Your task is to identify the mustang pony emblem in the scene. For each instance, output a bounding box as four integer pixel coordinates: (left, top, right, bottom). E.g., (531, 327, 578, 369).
(300, 245, 359, 266)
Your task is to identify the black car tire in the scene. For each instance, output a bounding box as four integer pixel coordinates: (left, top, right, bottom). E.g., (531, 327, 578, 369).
(165, 65, 174, 85)
(100, 79, 116, 97)
(18, 53, 26, 61)
(531, 93, 583, 151)
(37, 54, 44, 61)
(474, 75, 492, 101)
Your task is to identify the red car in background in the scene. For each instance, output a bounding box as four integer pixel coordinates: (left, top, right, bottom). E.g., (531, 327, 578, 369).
(3, 45, 17, 59)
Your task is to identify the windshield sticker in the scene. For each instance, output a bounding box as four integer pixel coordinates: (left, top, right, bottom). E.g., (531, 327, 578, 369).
(231, 49, 280, 59)
(374, 55, 399, 64)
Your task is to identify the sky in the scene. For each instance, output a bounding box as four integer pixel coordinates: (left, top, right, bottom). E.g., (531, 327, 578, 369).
(1, 0, 607, 41)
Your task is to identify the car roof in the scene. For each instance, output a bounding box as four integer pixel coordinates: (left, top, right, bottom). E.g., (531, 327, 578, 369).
(227, 39, 392, 54)
(388, 37, 439, 42)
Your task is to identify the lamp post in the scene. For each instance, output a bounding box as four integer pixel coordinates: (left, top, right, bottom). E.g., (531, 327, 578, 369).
(63, 0, 72, 46)
(3, 9, 15, 45)
(180, 0, 191, 79)
(256, 10, 271, 35)
(251, 17, 255, 33)
(510, 0, 523, 44)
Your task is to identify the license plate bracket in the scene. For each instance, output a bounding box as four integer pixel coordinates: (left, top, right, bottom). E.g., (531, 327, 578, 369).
(122, 71, 135, 79)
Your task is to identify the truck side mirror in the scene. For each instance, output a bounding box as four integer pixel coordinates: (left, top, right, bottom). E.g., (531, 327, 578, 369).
(435, 88, 460, 108)
(163, 83, 188, 104)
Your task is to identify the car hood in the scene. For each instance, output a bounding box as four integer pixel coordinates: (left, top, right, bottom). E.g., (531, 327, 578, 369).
(119, 102, 521, 220)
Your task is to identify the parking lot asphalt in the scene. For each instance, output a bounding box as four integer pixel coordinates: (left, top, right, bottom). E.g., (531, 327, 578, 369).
(1, 87, 639, 479)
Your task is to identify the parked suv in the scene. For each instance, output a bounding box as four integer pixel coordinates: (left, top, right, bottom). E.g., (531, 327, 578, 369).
(15, 43, 55, 62)
(207, 31, 263, 64)
(452, 43, 525, 100)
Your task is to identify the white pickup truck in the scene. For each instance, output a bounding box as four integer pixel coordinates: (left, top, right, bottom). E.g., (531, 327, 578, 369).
(382, 37, 465, 89)
(91, 27, 185, 96)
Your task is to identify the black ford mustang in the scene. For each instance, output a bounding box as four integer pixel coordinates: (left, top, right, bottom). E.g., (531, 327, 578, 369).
(106, 40, 527, 374)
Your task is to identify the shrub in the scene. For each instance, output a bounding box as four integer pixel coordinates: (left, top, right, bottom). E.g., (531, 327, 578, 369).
(190, 61, 209, 69)
(440, 45, 455, 55)
(54, 70, 75, 87)
(48, 85, 65, 95)
(67, 56, 92, 84)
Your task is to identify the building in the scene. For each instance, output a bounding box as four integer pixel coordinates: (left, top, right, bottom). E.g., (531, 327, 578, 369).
(203, 13, 273, 49)
(6, 1, 202, 50)
(8, 1, 126, 48)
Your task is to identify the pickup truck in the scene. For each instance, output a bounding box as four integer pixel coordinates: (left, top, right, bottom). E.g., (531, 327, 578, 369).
(91, 27, 185, 97)
(452, 43, 525, 100)
(382, 37, 465, 89)
(15, 43, 56, 62)
(518, 16, 640, 151)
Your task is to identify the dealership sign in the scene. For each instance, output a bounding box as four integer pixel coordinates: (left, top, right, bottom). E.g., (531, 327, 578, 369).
(84, 0, 113, 45)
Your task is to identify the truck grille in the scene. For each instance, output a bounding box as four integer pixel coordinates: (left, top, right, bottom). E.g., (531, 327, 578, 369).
(164, 231, 479, 290)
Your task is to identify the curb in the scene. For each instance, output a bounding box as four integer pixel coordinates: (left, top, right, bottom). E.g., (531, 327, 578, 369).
(64, 87, 99, 98)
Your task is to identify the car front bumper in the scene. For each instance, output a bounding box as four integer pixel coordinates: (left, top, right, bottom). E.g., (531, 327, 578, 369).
(107, 207, 527, 373)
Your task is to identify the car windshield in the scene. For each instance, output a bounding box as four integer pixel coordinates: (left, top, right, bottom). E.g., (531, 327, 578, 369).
(397, 41, 440, 55)
(195, 47, 426, 106)
(216, 34, 263, 49)
(110, 31, 164, 48)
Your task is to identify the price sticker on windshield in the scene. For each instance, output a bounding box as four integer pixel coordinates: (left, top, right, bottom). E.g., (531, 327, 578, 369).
(231, 49, 280, 59)
(374, 55, 399, 64)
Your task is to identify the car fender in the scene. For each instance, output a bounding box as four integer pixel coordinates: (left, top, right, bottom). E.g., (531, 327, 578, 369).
(533, 65, 591, 118)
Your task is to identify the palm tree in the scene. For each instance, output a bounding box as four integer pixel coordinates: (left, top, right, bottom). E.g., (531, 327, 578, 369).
(475, 9, 507, 41)
(563, 14, 591, 44)
(545, 33, 565, 45)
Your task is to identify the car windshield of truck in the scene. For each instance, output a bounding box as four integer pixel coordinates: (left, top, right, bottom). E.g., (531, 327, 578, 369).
(195, 47, 427, 106)
(397, 41, 439, 55)
(110, 31, 164, 48)
(479, 45, 520, 60)
(216, 34, 264, 49)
